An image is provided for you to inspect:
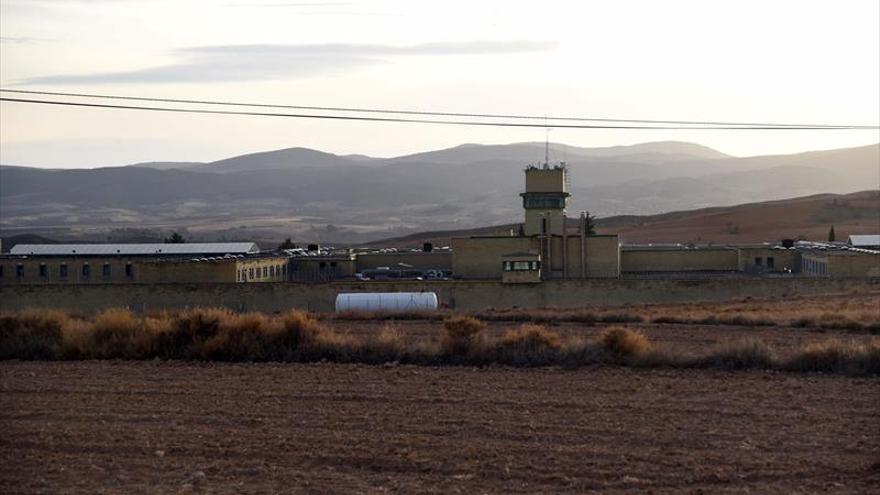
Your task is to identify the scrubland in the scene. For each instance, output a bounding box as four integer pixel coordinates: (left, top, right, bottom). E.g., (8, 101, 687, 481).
(2, 296, 878, 374)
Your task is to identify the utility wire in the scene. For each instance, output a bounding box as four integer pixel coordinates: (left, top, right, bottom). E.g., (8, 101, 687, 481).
(1, 96, 877, 130)
(1, 88, 877, 129)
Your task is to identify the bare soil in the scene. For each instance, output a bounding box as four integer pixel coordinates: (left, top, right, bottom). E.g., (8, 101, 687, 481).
(2, 359, 878, 494)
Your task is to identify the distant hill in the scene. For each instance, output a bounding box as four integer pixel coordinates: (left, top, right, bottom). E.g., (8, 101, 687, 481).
(1, 141, 877, 243)
(364, 190, 880, 247)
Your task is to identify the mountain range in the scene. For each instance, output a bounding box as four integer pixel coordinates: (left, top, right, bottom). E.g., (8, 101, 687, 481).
(1, 140, 877, 244)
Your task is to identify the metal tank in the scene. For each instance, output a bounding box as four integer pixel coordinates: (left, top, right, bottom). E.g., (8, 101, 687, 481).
(335, 292, 439, 312)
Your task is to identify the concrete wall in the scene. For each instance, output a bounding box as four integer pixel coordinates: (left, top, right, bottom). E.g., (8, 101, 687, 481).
(2, 278, 876, 314)
(802, 252, 880, 277)
(452, 236, 535, 279)
(737, 248, 799, 272)
(236, 257, 289, 283)
(453, 235, 620, 280)
(139, 259, 236, 283)
(355, 252, 452, 271)
(621, 248, 739, 272)
(1, 256, 140, 285)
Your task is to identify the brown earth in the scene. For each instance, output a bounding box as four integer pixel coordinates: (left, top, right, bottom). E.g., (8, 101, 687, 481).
(2, 359, 878, 494)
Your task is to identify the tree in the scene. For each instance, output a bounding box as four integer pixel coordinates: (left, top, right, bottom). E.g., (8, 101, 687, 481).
(828, 225, 836, 242)
(164, 232, 185, 244)
(279, 238, 297, 250)
(582, 211, 597, 235)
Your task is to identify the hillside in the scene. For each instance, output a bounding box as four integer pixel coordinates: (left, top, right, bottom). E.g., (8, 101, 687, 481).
(1, 141, 877, 243)
(364, 190, 880, 247)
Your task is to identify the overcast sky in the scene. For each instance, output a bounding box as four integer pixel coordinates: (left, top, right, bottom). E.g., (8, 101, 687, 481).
(1, 0, 878, 168)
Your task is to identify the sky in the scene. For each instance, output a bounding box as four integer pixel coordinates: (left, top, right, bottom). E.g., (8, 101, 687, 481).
(0, 0, 878, 168)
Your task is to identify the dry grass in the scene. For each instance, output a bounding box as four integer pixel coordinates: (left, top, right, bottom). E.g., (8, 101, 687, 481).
(497, 324, 562, 366)
(440, 316, 488, 361)
(600, 327, 652, 358)
(1, 308, 878, 375)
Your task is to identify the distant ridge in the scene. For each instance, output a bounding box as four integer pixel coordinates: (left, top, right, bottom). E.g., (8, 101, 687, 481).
(2, 141, 877, 244)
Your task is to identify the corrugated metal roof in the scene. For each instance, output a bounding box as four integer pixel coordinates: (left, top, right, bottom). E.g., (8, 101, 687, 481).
(9, 243, 260, 256)
(848, 235, 880, 247)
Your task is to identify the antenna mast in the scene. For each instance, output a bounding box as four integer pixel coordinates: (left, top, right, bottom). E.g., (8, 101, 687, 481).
(543, 124, 550, 169)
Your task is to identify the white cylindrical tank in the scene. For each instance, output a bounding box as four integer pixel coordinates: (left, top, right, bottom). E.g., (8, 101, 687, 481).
(335, 292, 439, 312)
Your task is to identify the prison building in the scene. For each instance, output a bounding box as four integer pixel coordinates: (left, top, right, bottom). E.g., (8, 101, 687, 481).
(0, 242, 286, 284)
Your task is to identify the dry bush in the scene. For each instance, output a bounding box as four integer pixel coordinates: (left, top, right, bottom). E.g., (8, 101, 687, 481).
(785, 339, 880, 374)
(600, 327, 651, 358)
(441, 316, 487, 360)
(356, 324, 408, 364)
(81, 308, 148, 359)
(200, 312, 277, 361)
(497, 324, 563, 365)
(0, 309, 72, 359)
(157, 308, 231, 359)
(696, 339, 777, 370)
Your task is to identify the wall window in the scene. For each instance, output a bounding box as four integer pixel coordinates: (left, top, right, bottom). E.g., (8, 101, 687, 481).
(0, 265, 4, 278)
(282, 264, 287, 275)
(262, 266, 268, 278)
(249, 268, 255, 279)
(503, 261, 512, 271)
(270, 265, 275, 277)
(82, 263, 90, 278)
(754, 257, 762, 266)
(39, 264, 48, 278)
(60, 264, 68, 278)
(125, 263, 133, 278)
(16, 264, 24, 278)
(767, 257, 775, 269)
(103, 263, 111, 277)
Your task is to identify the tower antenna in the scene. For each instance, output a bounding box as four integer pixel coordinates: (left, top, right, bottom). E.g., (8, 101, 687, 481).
(544, 122, 551, 169)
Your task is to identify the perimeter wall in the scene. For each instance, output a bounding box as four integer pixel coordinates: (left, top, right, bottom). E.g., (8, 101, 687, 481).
(1, 278, 877, 313)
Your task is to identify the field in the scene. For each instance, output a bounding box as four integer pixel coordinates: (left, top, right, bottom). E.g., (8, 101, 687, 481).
(1, 293, 879, 493)
(2, 361, 878, 494)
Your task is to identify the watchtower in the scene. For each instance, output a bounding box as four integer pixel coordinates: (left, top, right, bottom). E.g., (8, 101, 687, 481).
(521, 163, 569, 236)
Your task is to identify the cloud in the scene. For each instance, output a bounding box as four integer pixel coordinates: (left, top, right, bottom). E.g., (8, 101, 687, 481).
(17, 40, 557, 85)
(0, 36, 52, 44)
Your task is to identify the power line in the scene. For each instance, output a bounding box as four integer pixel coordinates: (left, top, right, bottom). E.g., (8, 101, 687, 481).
(1, 96, 877, 130)
(1, 88, 877, 129)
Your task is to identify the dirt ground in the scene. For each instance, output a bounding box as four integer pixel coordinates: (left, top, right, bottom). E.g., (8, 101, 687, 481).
(2, 360, 878, 494)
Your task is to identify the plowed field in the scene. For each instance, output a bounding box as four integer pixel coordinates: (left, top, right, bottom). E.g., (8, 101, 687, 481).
(2, 360, 878, 494)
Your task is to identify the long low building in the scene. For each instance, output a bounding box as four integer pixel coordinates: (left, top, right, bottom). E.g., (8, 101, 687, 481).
(0, 243, 287, 284)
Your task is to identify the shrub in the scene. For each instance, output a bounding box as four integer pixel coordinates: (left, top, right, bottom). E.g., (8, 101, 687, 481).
(201, 312, 275, 361)
(441, 316, 487, 360)
(786, 339, 880, 374)
(0, 309, 72, 360)
(84, 308, 148, 359)
(498, 324, 562, 365)
(600, 327, 651, 358)
(697, 339, 777, 370)
(158, 308, 230, 359)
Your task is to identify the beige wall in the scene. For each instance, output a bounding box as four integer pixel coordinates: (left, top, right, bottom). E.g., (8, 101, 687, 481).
(524, 209, 566, 237)
(139, 260, 237, 284)
(3, 278, 877, 313)
(452, 237, 535, 279)
(621, 248, 739, 272)
(802, 252, 880, 277)
(524, 168, 567, 193)
(355, 252, 452, 271)
(0, 255, 288, 285)
(737, 248, 798, 272)
(1, 256, 141, 285)
(236, 257, 289, 283)
(289, 257, 356, 281)
(452, 235, 620, 279)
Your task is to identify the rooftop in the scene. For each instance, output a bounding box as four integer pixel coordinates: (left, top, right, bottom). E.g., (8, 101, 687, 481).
(9, 243, 260, 256)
